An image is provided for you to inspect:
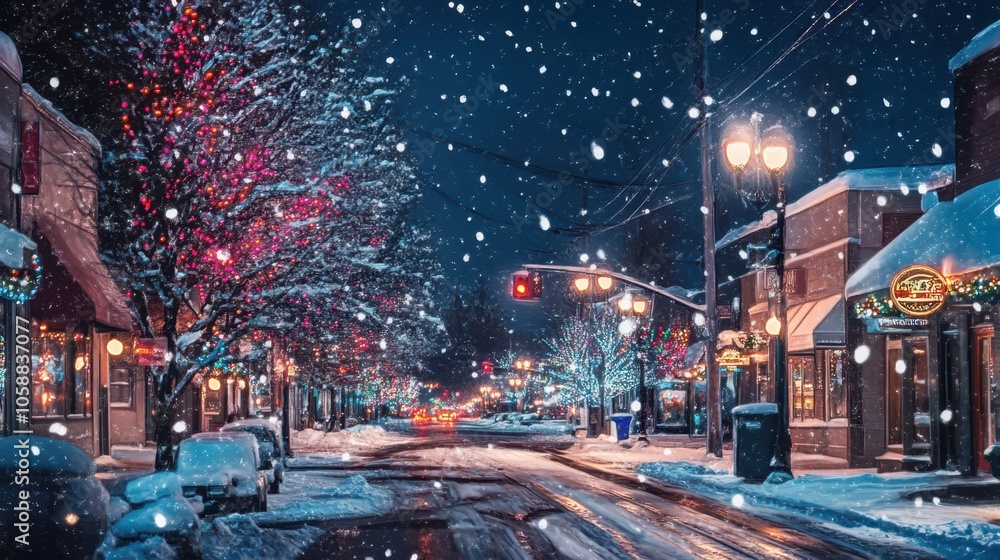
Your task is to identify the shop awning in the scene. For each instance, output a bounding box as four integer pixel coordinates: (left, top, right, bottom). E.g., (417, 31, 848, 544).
(36, 212, 132, 330)
(846, 178, 1000, 297)
(787, 295, 845, 352)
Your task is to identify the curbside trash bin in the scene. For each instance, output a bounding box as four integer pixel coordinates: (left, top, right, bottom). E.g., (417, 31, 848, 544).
(611, 413, 633, 442)
(732, 402, 779, 481)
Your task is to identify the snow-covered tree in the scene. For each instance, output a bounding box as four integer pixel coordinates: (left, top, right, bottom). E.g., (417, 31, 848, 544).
(100, 0, 441, 469)
(545, 309, 636, 406)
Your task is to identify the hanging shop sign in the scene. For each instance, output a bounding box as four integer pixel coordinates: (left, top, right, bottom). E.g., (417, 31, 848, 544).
(20, 120, 40, 196)
(890, 265, 948, 317)
(135, 337, 168, 367)
(717, 347, 750, 367)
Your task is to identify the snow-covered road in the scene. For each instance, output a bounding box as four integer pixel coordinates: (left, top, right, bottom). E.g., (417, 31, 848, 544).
(264, 431, 941, 559)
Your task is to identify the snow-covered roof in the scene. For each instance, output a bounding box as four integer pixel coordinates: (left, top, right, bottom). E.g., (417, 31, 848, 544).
(950, 19, 1000, 72)
(0, 32, 21, 82)
(0, 223, 36, 269)
(21, 83, 102, 156)
(717, 165, 955, 250)
(846, 178, 1000, 297)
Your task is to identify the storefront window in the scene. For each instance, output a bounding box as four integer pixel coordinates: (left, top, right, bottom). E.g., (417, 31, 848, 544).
(657, 383, 687, 429)
(33, 333, 66, 417)
(790, 356, 818, 421)
(827, 350, 847, 419)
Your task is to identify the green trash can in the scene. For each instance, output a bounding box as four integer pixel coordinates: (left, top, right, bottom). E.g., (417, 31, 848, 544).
(732, 402, 779, 481)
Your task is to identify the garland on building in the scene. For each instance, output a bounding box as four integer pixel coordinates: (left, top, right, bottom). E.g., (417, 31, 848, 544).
(852, 292, 898, 318)
(854, 275, 1000, 318)
(949, 276, 1000, 305)
(0, 254, 41, 303)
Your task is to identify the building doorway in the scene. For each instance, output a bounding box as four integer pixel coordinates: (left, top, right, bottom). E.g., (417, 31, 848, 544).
(973, 328, 996, 473)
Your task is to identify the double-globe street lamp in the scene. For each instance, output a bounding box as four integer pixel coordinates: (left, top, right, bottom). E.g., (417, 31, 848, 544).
(574, 272, 615, 436)
(615, 291, 653, 443)
(722, 120, 794, 477)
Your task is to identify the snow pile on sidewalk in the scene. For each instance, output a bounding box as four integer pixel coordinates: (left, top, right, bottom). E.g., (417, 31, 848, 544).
(637, 461, 1000, 558)
(252, 473, 394, 524)
(291, 425, 406, 451)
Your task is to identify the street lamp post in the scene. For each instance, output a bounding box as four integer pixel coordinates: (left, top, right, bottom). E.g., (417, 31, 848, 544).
(617, 291, 653, 443)
(575, 273, 614, 436)
(723, 123, 793, 478)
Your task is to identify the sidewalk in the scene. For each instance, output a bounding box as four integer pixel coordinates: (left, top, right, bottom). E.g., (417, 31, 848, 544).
(565, 436, 1000, 558)
(95, 444, 156, 472)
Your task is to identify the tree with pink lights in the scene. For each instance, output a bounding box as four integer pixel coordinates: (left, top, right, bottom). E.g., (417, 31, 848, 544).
(102, 1, 440, 469)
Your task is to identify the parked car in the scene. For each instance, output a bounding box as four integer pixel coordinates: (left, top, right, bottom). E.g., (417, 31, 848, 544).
(174, 432, 268, 514)
(0, 436, 118, 560)
(221, 418, 286, 493)
(96, 472, 201, 560)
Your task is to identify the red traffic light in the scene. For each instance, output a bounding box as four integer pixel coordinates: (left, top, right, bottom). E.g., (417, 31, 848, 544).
(511, 271, 542, 301)
(483, 361, 494, 374)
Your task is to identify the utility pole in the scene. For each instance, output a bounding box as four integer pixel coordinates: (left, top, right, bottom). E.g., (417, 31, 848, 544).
(693, 0, 723, 457)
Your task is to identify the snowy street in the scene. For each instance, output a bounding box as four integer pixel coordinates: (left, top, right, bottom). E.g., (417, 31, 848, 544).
(8, 1, 1000, 558)
(214, 425, 940, 560)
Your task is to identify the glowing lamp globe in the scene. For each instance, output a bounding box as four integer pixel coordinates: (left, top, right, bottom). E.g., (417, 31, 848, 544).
(765, 316, 783, 337)
(574, 277, 590, 293)
(207, 378, 222, 391)
(596, 275, 614, 291)
(106, 339, 124, 356)
(617, 293, 633, 312)
(761, 145, 789, 173)
(725, 141, 752, 170)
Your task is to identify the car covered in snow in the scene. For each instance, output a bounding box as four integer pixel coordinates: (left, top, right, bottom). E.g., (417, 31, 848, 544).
(221, 418, 286, 493)
(95, 471, 201, 560)
(0, 435, 117, 560)
(174, 432, 268, 514)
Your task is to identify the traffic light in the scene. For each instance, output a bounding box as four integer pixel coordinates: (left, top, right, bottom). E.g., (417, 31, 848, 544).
(483, 361, 494, 375)
(511, 270, 542, 301)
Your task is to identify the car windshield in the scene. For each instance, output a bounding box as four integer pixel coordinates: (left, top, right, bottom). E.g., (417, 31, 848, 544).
(228, 426, 276, 456)
(176, 440, 252, 472)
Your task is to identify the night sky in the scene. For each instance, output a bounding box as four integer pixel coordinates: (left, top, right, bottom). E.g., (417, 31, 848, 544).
(301, 0, 1000, 338)
(11, 0, 1000, 340)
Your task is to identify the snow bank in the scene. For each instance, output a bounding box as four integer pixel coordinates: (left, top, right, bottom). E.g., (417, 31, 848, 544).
(458, 419, 574, 436)
(201, 516, 323, 560)
(251, 473, 394, 525)
(291, 425, 405, 451)
(102, 537, 177, 560)
(637, 462, 1000, 558)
